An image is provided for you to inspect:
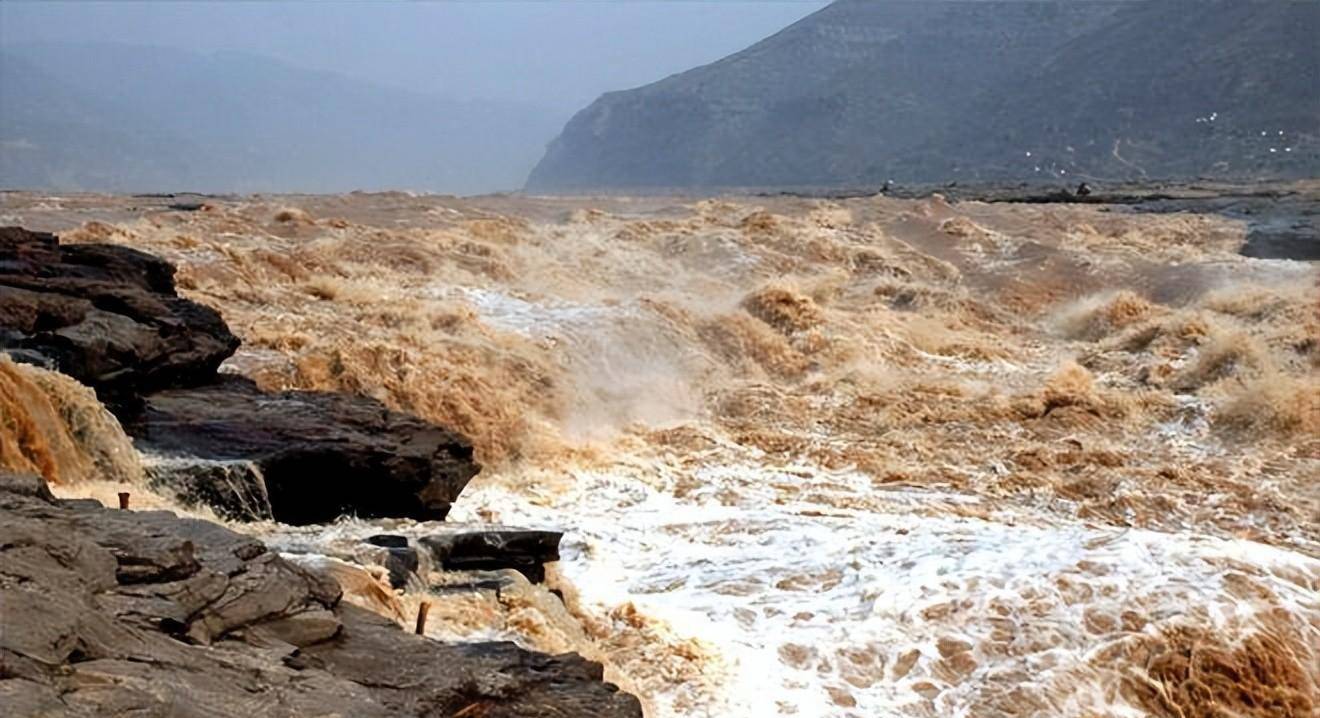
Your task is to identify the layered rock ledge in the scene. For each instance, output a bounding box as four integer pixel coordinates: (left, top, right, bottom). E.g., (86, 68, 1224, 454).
(1, 226, 480, 523)
(0, 226, 238, 406)
(0, 472, 642, 717)
(129, 376, 478, 524)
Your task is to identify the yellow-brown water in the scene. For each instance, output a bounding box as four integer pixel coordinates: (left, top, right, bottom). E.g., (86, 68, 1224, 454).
(0, 355, 143, 487)
(2, 190, 1317, 716)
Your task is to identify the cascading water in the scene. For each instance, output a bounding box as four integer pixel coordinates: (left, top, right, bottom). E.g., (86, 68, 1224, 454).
(5, 190, 1316, 718)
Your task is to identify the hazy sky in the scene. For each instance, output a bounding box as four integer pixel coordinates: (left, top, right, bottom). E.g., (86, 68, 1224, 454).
(0, 1, 829, 111)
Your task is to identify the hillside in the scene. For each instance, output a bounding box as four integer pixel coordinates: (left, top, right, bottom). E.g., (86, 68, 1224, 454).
(527, 0, 1320, 190)
(0, 43, 566, 194)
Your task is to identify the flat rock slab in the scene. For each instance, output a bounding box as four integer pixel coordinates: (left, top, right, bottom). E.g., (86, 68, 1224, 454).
(420, 529, 563, 584)
(128, 375, 480, 524)
(0, 472, 641, 717)
(0, 226, 239, 405)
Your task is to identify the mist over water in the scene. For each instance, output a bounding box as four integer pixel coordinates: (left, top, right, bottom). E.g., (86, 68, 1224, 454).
(0, 2, 826, 194)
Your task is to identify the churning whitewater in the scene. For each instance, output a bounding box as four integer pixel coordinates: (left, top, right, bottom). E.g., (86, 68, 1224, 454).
(2, 189, 1316, 717)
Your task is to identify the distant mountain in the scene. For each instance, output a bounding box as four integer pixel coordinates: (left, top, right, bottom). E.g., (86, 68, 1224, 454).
(0, 43, 568, 194)
(0, 52, 205, 190)
(527, 0, 1320, 191)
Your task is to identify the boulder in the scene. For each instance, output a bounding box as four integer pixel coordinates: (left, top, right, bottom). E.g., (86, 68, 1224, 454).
(127, 375, 480, 525)
(0, 226, 239, 406)
(365, 534, 410, 549)
(0, 472, 642, 717)
(365, 534, 421, 589)
(420, 528, 563, 584)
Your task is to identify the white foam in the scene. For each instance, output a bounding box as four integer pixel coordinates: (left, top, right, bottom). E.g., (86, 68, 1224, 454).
(451, 286, 617, 338)
(452, 457, 1320, 717)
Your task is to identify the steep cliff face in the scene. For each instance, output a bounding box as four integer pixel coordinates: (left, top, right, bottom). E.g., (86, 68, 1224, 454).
(905, 0, 1320, 182)
(527, 0, 1319, 190)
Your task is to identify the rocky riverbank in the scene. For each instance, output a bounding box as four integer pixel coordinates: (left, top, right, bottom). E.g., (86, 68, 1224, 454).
(0, 472, 640, 717)
(0, 226, 642, 716)
(0, 226, 479, 522)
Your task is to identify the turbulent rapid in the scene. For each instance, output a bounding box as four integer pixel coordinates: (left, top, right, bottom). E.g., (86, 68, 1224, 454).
(2, 188, 1316, 717)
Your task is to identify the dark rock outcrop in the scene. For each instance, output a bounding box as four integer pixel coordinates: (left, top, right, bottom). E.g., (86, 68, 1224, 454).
(0, 472, 642, 717)
(528, 0, 1319, 190)
(421, 529, 563, 584)
(1, 227, 482, 523)
(129, 376, 479, 525)
(0, 226, 240, 406)
(365, 534, 422, 589)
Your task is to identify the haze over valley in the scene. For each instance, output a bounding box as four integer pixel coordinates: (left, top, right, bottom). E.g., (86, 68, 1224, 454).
(4, 1, 1317, 194)
(0, 2, 823, 193)
(1, 4, 1317, 718)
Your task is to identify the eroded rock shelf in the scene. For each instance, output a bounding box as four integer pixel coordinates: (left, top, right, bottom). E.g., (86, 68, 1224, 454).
(0, 472, 640, 717)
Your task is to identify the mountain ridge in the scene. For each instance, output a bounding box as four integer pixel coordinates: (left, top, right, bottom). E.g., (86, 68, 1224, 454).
(526, 0, 1319, 191)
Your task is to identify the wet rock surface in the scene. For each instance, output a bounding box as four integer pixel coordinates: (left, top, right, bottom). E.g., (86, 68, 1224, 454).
(365, 535, 421, 589)
(1, 227, 482, 524)
(421, 529, 563, 584)
(0, 226, 239, 406)
(0, 472, 642, 717)
(141, 454, 272, 521)
(127, 375, 479, 524)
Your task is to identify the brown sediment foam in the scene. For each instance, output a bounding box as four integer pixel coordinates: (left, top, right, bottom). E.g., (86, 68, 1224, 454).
(0, 357, 61, 481)
(550, 575, 720, 718)
(16, 191, 1319, 716)
(1172, 327, 1271, 392)
(697, 313, 811, 380)
(0, 356, 143, 485)
(1121, 621, 1318, 718)
(741, 284, 824, 334)
(1041, 360, 1102, 415)
(1215, 371, 1320, 438)
(39, 195, 1315, 517)
(1055, 290, 1160, 341)
(273, 207, 314, 224)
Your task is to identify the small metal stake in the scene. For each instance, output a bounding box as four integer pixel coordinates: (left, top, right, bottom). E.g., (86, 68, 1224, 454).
(118, 492, 130, 510)
(414, 601, 431, 635)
